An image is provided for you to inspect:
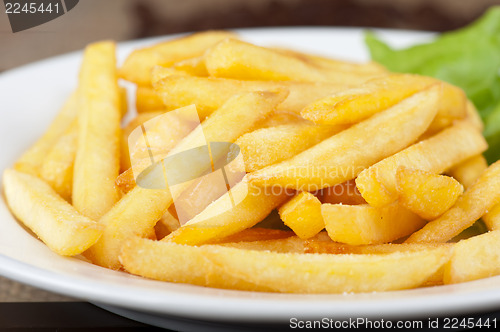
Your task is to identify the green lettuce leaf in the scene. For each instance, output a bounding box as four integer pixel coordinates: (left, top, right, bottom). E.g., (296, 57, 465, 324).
(365, 7, 500, 163)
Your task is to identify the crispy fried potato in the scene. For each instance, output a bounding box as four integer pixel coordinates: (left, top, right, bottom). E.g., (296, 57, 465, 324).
(205, 39, 382, 85)
(173, 56, 208, 76)
(120, 31, 236, 85)
(73, 41, 121, 220)
(444, 230, 500, 284)
(121, 236, 450, 293)
(278, 192, 324, 239)
(208, 228, 294, 244)
(40, 120, 78, 201)
(217, 236, 305, 253)
(153, 74, 347, 119)
(165, 178, 290, 245)
(319, 179, 366, 205)
(448, 155, 488, 189)
(249, 86, 440, 190)
(236, 123, 343, 173)
(84, 186, 170, 269)
(322, 202, 425, 245)
(120, 111, 166, 172)
(483, 204, 500, 231)
(260, 111, 307, 127)
(3, 169, 103, 256)
(272, 47, 387, 76)
(135, 87, 165, 113)
(14, 91, 78, 176)
(465, 100, 484, 131)
(88, 91, 287, 268)
(356, 122, 487, 208)
(304, 237, 450, 254)
(302, 76, 465, 125)
(396, 167, 464, 220)
(406, 160, 500, 243)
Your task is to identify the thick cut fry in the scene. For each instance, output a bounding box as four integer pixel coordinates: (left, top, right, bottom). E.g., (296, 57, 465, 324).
(319, 180, 366, 205)
(84, 186, 170, 269)
(3, 169, 103, 256)
(484, 204, 500, 231)
(40, 120, 78, 201)
(120, 31, 236, 85)
(118, 110, 193, 192)
(322, 202, 425, 245)
(121, 237, 450, 293)
(236, 123, 343, 173)
(120, 111, 166, 172)
(406, 161, 500, 243)
(73, 41, 121, 220)
(14, 92, 78, 176)
(444, 230, 500, 284)
(218, 236, 305, 253)
(249, 87, 440, 190)
(260, 111, 307, 127)
(448, 155, 488, 189)
(88, 91, 286, 268)
(173, 56, 208, 76)
(356, 122, 488, 208)
(272, 47, 387, 76)
(135, 87, 165, 113)
(165, 179, 289, 245)
(205, 39, 382, 85)
(465, 100, 484, 131)
(396, 167, 464, 220)
(208, 228, 294, 244)
(302, 75, 465, 125)
(153, 75, 347, 120)
(279, 192, 324, 239)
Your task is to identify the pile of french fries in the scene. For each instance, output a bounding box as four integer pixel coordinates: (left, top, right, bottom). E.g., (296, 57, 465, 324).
(4, 31, 500, 294)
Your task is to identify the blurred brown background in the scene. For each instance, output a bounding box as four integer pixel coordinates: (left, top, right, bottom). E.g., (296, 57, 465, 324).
(1, 0, 499, 71)
(0, 0, 499, 301)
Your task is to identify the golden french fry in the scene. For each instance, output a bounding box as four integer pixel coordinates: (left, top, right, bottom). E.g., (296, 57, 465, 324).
(215, 236, 305, 253)
(406, 160, 500, 243)
(165, 178, 290, 245)
(121, 236, 276, 292)
(205, 39, 382, 85)
(444, 230, 500, 284)
(14, 92, 78, 176)
(448, 154, 488, 189)
(483, 205, 500, 231)
(396, 167, 464, 220)
(208, 228, 294, 244)
(173, 56, 208, 76)
(278, 192, 324, 239)
(302, 76, 465, 125)
(120, 31, 236, 85)
(39, 120, 78, 201)
(322, 202, 425, 245)
(135, 87, 166, 113)
(121, 236, 450, 293)
(319, 179, 366, 205)
(120, 111, 166, 172)
(3, 169, 103, 256)
(465, 100, 484, 131)
(249, 86, 440, 190)
(88, 91, 287, 268)
(73, 41, 121, 220)
(356, 122, 488, 208)
(236, 123, 343, 173)
(119, 86, 128, 117)
(272, 47, 387, 76)
(260, 111, 307, 127)
(153, 74, 347, 120)
(304, 237, 450, 254)
(84, 186, 172, 269)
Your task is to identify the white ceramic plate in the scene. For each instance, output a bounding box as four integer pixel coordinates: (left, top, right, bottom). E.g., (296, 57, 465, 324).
(1, 28, 500, 327)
